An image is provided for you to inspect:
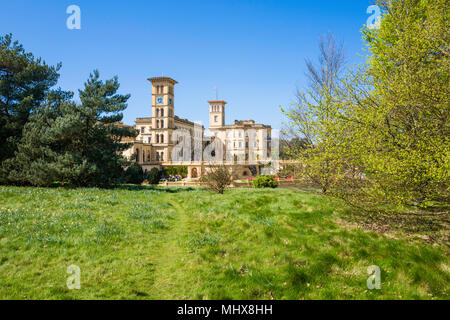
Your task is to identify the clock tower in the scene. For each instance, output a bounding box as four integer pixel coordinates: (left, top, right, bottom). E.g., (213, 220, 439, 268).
(148, 76, 177, 131)
(147, 76, 178, 162)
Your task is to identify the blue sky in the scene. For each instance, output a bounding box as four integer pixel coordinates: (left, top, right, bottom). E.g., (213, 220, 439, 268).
(1, 0, 374, 130)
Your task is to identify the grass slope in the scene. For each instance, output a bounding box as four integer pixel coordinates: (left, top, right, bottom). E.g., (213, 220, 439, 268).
(0, 186, 448, 299)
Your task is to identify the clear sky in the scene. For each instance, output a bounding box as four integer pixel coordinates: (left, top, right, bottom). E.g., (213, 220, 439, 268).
(1, 0, 374, 130)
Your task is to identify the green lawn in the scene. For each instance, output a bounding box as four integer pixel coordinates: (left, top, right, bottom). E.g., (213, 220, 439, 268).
(0, 186, 448, 300)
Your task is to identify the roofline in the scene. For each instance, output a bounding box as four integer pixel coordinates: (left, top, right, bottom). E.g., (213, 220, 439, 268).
(208, 100, 227, 104)
(210, 123, 271, 129)
(147, 77, 178, 84)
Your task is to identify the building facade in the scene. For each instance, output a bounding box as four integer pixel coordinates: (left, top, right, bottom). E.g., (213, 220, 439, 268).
(124, 77, 272, 178)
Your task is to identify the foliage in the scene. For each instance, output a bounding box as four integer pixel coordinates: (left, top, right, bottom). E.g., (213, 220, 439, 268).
(147, 167, 162, 185)
(252, 175, 278, 188)
(281, 32, 347, 194)
(203, 164, 235, 194)
(278, 163, 302, 179)
(123, 162, 145, 185)
(0, 34, 61, 182)
(4, 70, 136, 187)
(162, 165, 187, 178)
(330, 0, 450, 207)
(282, 0, 449, 208)
(279, 133, 308, 160)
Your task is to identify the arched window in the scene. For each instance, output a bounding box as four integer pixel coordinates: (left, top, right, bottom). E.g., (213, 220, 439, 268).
(156, 152, 160, 161)
(156, 120, 160, 128)
(161, 134, 164, 143)
(161, 108, 164, 117)
(161, 120, 164, 128)
(161, 152, 164, 161)
(156, 135, 160, 143)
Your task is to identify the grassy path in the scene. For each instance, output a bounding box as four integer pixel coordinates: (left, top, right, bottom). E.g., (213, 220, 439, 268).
(148, 199, 195, 299)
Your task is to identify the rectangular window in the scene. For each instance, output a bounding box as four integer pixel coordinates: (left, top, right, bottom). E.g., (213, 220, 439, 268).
(141, 127, 145, 133)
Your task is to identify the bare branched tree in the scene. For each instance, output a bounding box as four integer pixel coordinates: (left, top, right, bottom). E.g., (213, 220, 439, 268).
(281, 32, 347, 193)
(290, 32, 346, 146)
(203, 164, 236, 194)
(303, 32, 346, 97)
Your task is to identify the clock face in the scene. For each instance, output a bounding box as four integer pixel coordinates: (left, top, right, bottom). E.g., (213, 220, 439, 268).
(156, 96, 163, 104)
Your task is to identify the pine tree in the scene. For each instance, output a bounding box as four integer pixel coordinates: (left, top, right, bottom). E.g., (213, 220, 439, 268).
(8, 71, 137, 187)
(76, 70, 137, 187)
(0, 34, 60, 182)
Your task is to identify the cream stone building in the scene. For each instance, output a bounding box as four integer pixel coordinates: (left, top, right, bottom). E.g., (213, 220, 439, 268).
(123, 76, 274, 179)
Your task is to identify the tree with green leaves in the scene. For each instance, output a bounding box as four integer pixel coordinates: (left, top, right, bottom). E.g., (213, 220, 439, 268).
(334, 0, 449, 207)
(76, 70, 137, 187)
(123, 162, 145, 185)
(281, 32, 347, 194)
(283, 0, 448, 208)
(0, 34, 60, 182)
(6, 70, 137, 187)
(147, 167, 162, 185)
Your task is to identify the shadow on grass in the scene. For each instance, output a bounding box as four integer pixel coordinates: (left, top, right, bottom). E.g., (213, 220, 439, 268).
(114, 184, 200, 193)
(346, 208, 449, 244)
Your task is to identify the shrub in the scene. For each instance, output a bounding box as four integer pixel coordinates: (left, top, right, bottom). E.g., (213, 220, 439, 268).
(203, 164, 235, 194)
(147, 168, 162, 185)
(253, 175, 278, 188)
(123, 162, 145, 184)
(162, 166, 188, 178)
